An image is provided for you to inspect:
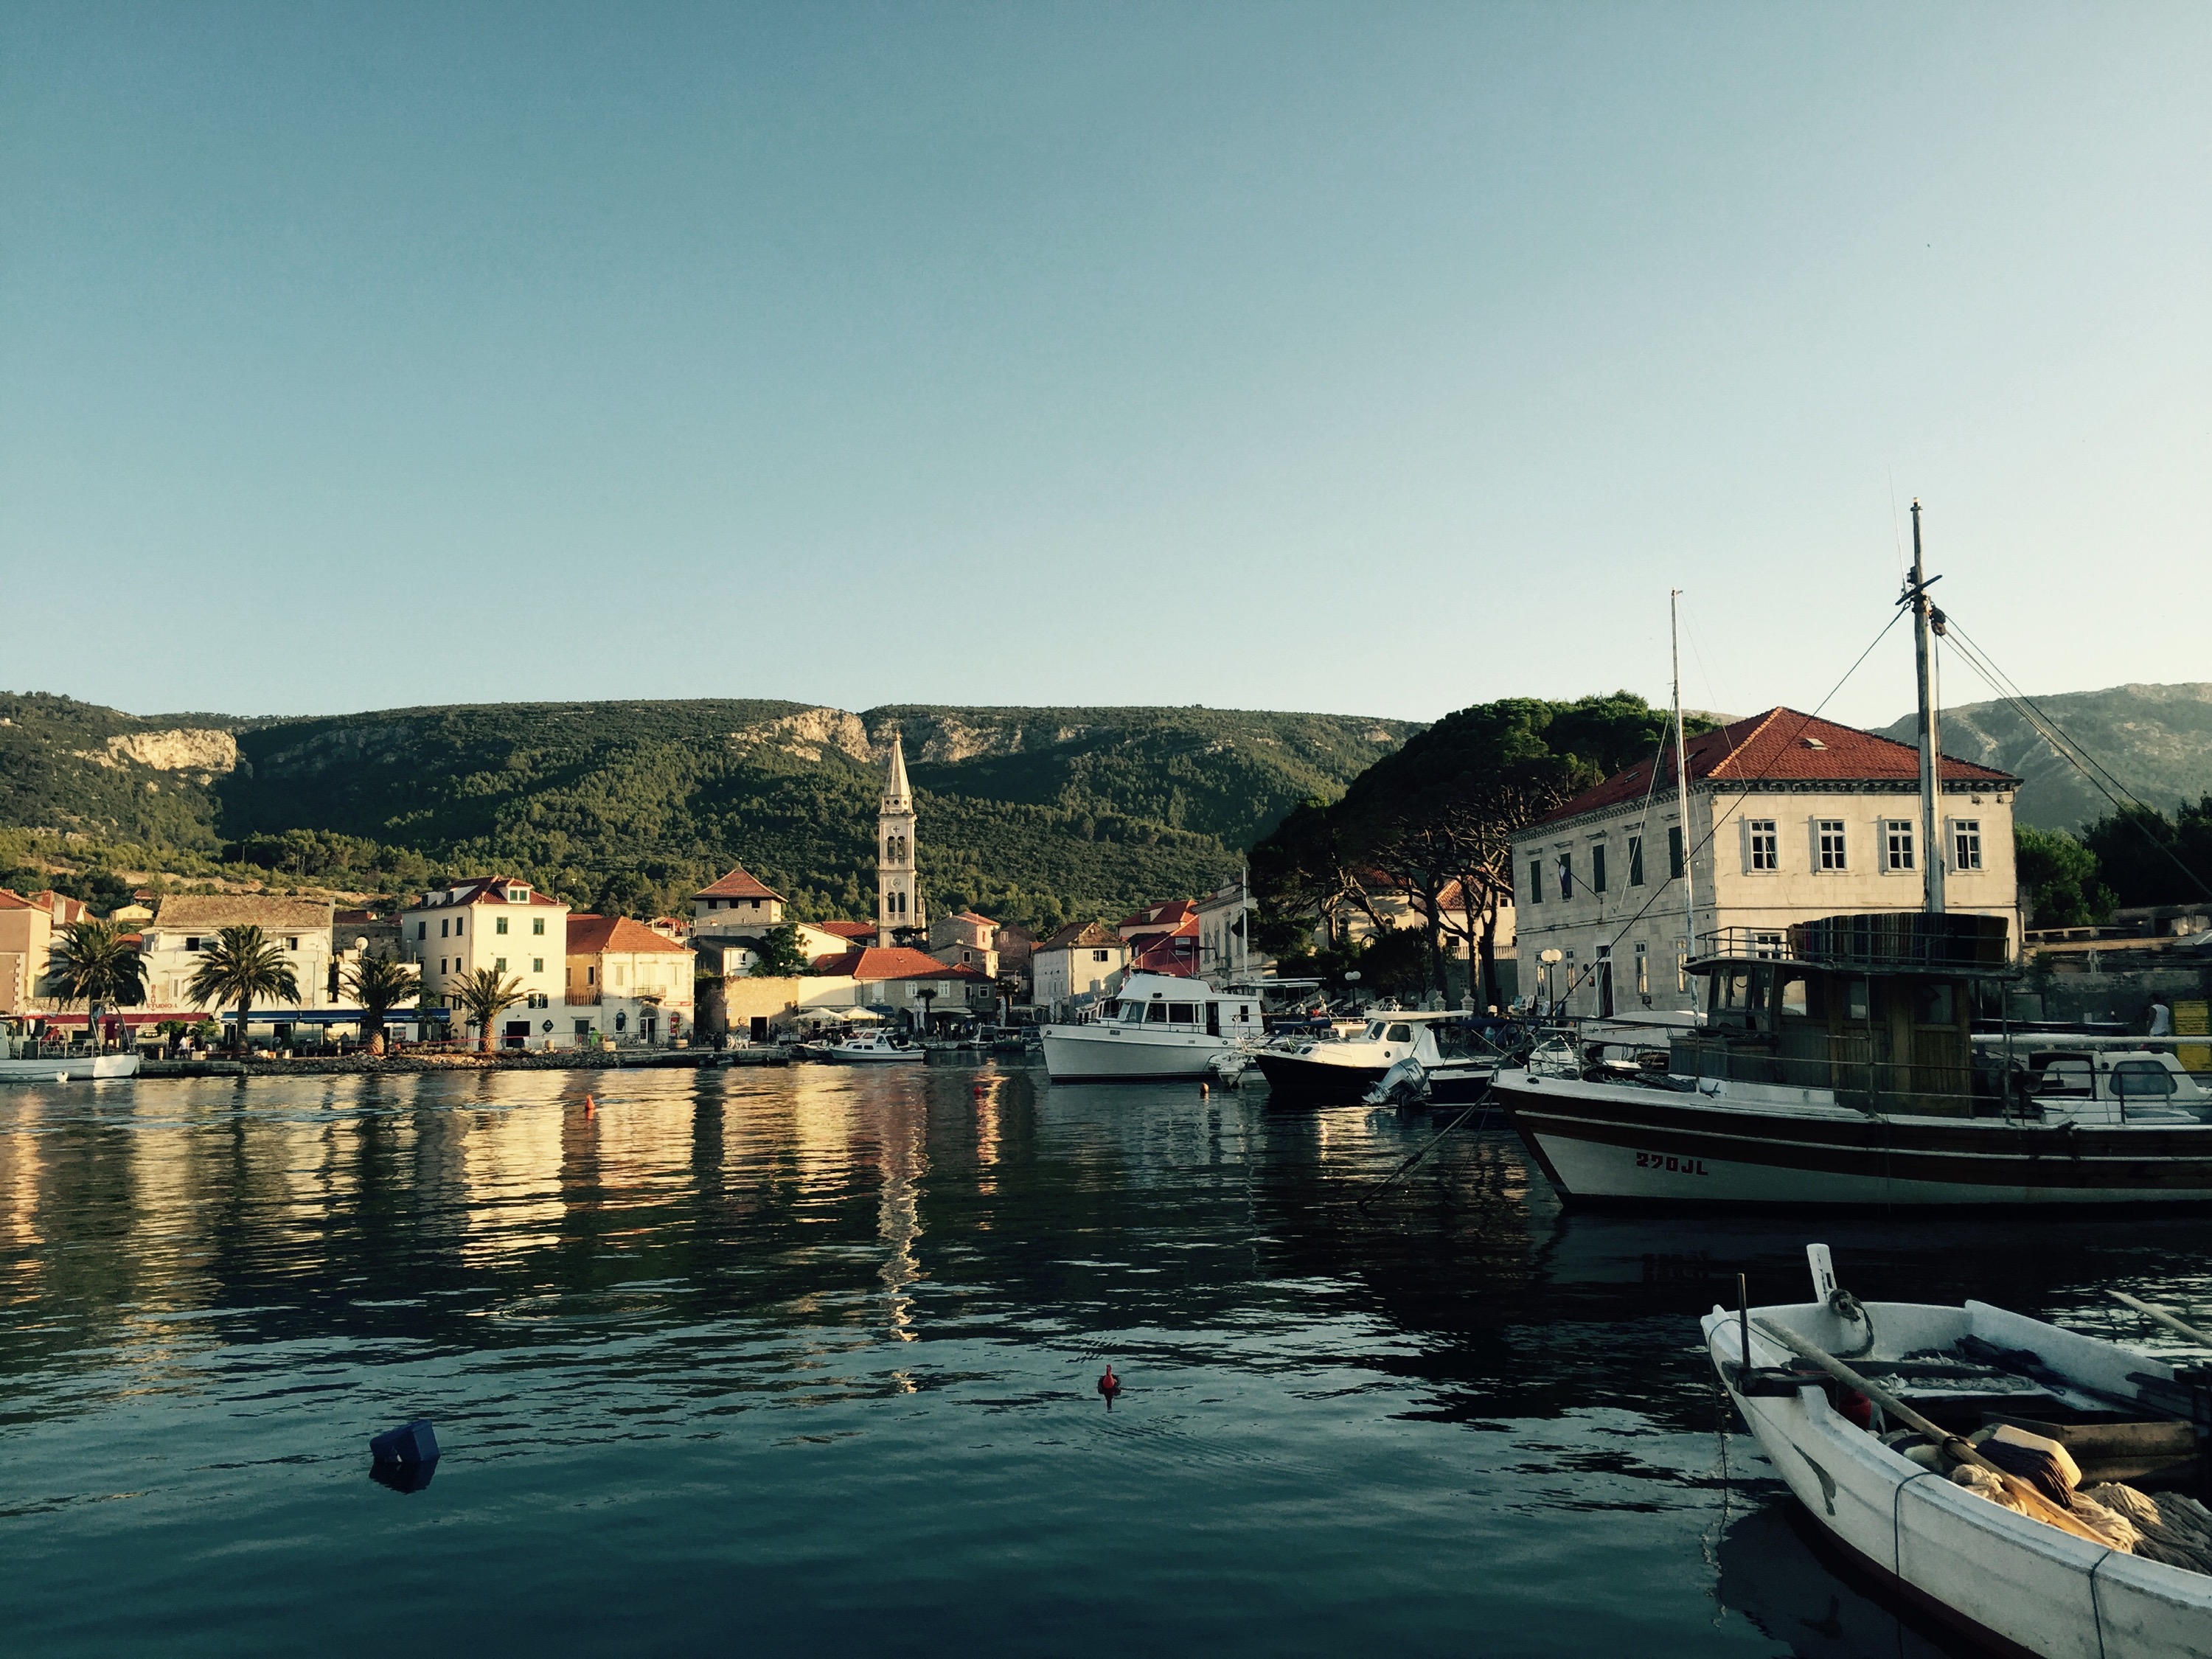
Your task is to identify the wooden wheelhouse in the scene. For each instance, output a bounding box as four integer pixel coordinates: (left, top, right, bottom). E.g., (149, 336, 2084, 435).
(1674, 911, 2014, 1116)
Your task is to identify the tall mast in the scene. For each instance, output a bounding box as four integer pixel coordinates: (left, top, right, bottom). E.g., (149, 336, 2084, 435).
(1671, 590, 1696, 966)
(1908, 501, 1946, 914)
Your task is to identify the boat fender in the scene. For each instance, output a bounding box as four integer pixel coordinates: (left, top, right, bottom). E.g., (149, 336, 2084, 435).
(1097, 1364, 1121, 1405)
(1837, 1389, 1874, 1431)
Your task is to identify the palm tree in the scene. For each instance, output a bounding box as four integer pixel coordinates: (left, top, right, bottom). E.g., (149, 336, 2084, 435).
(451, 967, 525, 1054)
(185, 925, 301, 1056)
(339, 951, 419, 1055)
(47, 919, 148, 1054)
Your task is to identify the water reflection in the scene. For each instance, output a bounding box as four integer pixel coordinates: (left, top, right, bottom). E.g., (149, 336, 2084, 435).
(4, 1066, 2210, 1657)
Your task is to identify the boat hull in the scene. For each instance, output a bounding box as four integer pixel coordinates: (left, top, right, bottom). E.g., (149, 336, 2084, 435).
(1038, 1024, 1237, 1082)
(1705, 1300, 2212, 1659)
(1497, 1071, 2212, 1206)
(1251, 1051, 1384, 1102)
(0, 1054, 141, 1082)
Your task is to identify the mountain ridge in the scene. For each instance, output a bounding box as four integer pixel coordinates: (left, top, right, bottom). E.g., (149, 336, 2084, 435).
(1877, 681, 2212, 831)
(0, 692, 1419, 928)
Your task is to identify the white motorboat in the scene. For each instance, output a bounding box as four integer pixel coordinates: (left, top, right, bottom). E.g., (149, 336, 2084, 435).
(1038, 973, 1261, 1082)
(1705, 1246, 2212, 1658)
(820, 1032, 923, 1063)
(1253, 1012, 1492, 1105)
(0, 1052, 141, 1082)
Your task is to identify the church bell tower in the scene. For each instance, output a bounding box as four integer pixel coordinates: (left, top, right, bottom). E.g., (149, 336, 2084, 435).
(877, 732, 921, 947)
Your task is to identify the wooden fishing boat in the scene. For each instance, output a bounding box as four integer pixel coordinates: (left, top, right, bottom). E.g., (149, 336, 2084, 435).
(1494, 911, 2212, 1206)
(1705, 1248, 2212, 1657)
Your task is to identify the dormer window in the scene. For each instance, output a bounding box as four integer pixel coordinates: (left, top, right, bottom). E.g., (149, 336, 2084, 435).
(507, 887, 529, 902)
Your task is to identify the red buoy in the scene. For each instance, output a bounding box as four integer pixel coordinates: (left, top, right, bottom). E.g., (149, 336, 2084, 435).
(1097, 1363, 1121, 1403)
(585, 1093, 597, 1119)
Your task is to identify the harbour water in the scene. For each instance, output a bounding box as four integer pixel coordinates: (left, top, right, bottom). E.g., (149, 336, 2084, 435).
(5, 1063, 2210, 1656)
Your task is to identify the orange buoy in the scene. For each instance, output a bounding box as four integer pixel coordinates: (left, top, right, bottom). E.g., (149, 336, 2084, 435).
(1097, 1363, 1121, 1403)
(585, 1093, 596, 1118)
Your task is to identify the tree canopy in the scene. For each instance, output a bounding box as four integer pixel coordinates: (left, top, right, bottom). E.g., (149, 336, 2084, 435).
(1253, 692, 1709, 1003)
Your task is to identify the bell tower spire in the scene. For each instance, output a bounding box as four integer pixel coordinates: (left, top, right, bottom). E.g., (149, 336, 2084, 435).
(877, 730, 920, 947)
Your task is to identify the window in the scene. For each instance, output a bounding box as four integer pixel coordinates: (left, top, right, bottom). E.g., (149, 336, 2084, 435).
(1166, 1002, 1196, 1023)
(2113, 1061, 2177, 1099)
(1093, 948, 1110, 962)
(1747, 820, 1778, 872)
(1590, 844, 1608, 894)
(587, 967, 596, 985)
(575, 1019, 593, 1037)
(440, 919, 449, 938)
(1635, 942, 1649, 996)
(1528, 859, 1544, 903)
(1145, 1002, 1168, 1023)
(1817, 819, 1848, 871)
(507, 887, 527, 902)
(454, 916, 463, 935)
(1780, 975, 1809, 1018)
(185, 936, 202, 951)
(1884, 821, 1916, 872)
(1752, 931, 1784, 959)
(1668, 826, 1686, 880)
(286, 936, 299, 950)
(439, 958, 447, 973)
(613, 967, 625, 987)
(496, 917, 509, 936)
(1913, 983, 1955, 1026)
(532, 958, 544, 973)
(417, 922, 427, 940)
(1627, 835, 1644, 887)
(1846, 979, 1871, 1021)
(532, 917, 546, 936)
(1954, 819, 1983, 872)
(1385, 1023, 1412, 1043)
(494, 957, 507, 972)
(1557, 853, 1574, 900)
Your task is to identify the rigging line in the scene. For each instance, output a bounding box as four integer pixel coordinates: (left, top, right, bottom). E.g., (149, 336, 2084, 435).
(1945, 616, 2187, 818)
(1547, 606, 1910, 1005)
(1938, 625, 2212, 903)
(1941, 621, 2191, 849)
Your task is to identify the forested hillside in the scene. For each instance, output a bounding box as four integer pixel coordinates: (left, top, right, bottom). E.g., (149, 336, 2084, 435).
(1878, 683, 2212, 830)
(0, 693, 1416, 928)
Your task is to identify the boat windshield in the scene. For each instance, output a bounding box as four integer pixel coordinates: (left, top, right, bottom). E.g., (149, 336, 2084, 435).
(1365, 1022, 1385, 1040)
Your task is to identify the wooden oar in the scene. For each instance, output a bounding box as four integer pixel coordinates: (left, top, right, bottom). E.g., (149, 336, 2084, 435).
(2111, 1290, 2212, 1351)
(1750, 1317, 2114, 1548)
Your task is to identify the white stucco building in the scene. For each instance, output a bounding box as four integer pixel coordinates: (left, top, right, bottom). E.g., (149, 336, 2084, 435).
(397, 876, 570, 1044)
(1511, 709, 2020, 1018)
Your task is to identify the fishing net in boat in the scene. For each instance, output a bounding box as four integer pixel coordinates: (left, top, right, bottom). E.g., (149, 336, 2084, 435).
(2082, 1484, 2212, 1575)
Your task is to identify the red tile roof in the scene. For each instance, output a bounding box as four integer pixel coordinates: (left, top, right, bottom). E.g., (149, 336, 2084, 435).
(694, 863, 785, 902)
(1118, 898, 1196, 935)
(1535, 708, 2020, 827)
(420, 876, 561, 908)
(30, 891, 89, 924)
(810, 946, 991, 983)
(1040, 921, 1124, 951)
(0, 888, 34, 911)
(816, 920, 877, 942)
(567, 914, 694, 956)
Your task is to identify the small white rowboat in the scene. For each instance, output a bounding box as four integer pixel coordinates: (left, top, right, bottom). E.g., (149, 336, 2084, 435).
(1705, 1250, 2212, 1658)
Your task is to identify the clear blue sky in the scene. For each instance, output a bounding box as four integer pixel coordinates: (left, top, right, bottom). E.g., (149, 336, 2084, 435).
(4, 3, 2206, 729)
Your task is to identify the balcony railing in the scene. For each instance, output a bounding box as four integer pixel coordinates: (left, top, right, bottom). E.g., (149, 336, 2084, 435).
(1694, 911, 2011, 975)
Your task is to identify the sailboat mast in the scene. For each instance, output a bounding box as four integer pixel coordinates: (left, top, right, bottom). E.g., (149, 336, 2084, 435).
(1671, 590, 1696, 964)
(1909, 501, 1947, 914)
